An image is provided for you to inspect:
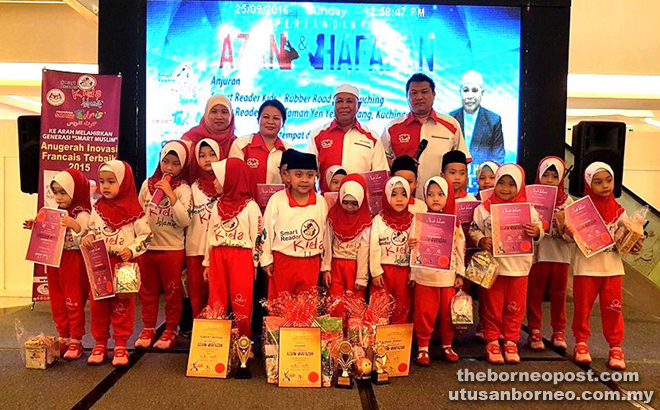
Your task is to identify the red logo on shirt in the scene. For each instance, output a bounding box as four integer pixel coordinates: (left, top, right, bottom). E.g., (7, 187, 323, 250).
(301, 219, 320, 240)
(398, 134, 411, 143)
(320, 139, 333, 149)
(246, 158, 259, 168)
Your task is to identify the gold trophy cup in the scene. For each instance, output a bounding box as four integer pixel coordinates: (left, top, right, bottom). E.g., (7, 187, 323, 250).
(234, 336, 252, 379)
(372, 342, 390, 385)
(335, 341, 355, 388)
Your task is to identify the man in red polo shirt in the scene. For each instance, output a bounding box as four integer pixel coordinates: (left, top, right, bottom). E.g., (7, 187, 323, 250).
(381, 73, 471, 198)
(307, 84, 389, 192)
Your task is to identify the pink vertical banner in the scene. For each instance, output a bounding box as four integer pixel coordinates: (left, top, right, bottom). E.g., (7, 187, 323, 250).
(32, 70, 122, 302)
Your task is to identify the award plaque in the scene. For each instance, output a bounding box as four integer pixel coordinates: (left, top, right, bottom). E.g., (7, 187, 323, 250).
(372, 342, 390, 385)
(335, 341, 355, 389)
(234, 336, 253, 379)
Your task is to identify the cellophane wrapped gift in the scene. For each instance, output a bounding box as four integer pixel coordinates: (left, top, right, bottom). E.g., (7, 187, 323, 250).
(465, 251, 499, 289)
(25, 335, 59, 369)
(450, 290, 474, 330)
(345, 290, 394, 351)
(316, 316, 343, 387)
(615, 206, 647, 255)
(260, 287, 340, 385)
(194, 303, 241, 375)
(113, 262, 141, 294)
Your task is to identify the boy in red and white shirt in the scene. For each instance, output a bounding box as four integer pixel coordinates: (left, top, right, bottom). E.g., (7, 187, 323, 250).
(261, 151, 327, 298)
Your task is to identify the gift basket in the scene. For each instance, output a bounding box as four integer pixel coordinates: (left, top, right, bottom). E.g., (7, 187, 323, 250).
(113, 262, 141, 294)
(450, 290, 474, 330)
(464, 251, 499, 289)
(15, 319, 59, 370)
(615, 205, 648, 255)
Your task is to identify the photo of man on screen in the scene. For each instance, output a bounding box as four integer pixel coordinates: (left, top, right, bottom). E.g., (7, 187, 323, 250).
(449, 71, 505, 166)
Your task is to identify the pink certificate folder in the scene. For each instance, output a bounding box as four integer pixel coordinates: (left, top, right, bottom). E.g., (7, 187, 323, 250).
(362, 170, 388, 216)
(26, 208, 67, 267)
(491, 203, 534, 257)
(456, 201, 480, 250)
(81, 239, 115, 300)
(256, 184, 285, 209)
(525, 184, 558, 232)
(411, 213, 456, 271)
(565, 196, 615, 258)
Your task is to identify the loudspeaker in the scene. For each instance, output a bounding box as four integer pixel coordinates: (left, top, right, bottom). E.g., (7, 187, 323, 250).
(17, 115, 41, 194)
(568, 121, 626, 198)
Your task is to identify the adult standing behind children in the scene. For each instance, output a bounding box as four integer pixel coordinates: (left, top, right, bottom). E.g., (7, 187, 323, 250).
(181, 95, 236, 160)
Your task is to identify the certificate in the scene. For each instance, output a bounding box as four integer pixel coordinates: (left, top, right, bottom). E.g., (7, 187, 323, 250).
(375, 323, 414, 377)
(411, 213, 455, 271)
(480, 188, 494, 202)
(81, 239, 115, 300)
(456, 201, 481, 250)
(323, 192, 338, 209)
(278, 327, 322, 388)
(256, 184, 285, 209)
(491, 203, 534, 257)
(25, 208, 67, 267)
(362, 170, 388, 216)
(565, 196, 615, 258)
(525, 184, 558, 232)
(186, 319, 232, 379)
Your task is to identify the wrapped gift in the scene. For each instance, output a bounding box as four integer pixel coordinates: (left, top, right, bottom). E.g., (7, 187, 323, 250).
(25, 335, 59, 369)
(113, 262, 141, 294)
(188, 304, 240, 378)
(615, 206, 647, 255)
(464, 251, 499, 289)
(262, 316, 286, 384)
(553, 210, 566, 234)
(450, 290, 474, 330)
(345, 290, 394, 350)
(316, 316, 343, 387)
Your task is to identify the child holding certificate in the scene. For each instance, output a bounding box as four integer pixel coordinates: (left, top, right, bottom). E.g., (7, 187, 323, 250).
(390, 155, 427, 215)
(469, 164, 543, 364)
(412, 176, 465, 365)
(186, 139, 222, 319)
(568, 162, 644, 370)
(476, 161, 499, 201)
(136, 141, 192, 350)
(24, 169, 92, 360)
(527, 157, 573, 352)
(82, 161, 151, 366)
(203, 158, 262, 337)
(261, 151, 327, 298)
(441, 151, 476, 202)
(370, 176, 417, 324)
(321, 174, 372, 320)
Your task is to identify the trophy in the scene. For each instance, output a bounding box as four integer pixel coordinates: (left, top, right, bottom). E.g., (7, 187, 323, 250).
(234, 336, 253, 379)
(372, 342, 390, 385)
(335, 341, 355, 388)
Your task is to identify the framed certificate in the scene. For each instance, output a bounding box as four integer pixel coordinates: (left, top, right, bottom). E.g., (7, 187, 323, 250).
(491, 203, 534, 257)
(565, 196, 615, 258)
(278, 327, 322, 388)
(25, 208, 67, 267)
(256, 184, 285, 209)
(411, 213, 455, 271)
(362, 170, 388, 216)
(186, 319, 232, 379)
(81, 239, 115, 300)
(375, 324, 414, 377)
(525, 184, 558, 232)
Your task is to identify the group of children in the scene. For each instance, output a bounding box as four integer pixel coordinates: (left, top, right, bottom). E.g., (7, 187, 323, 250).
(26, 138, 644, 371)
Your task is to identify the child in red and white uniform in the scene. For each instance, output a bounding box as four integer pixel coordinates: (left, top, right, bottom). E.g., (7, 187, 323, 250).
(24, 169, 91, 360)
(569, 162, 644, 370)
(261, 151, 327, 298)
(412, 176, 465, 365)
(324, 165, 347, 193)
(203, 158, 262, 336)
(527, 157, 574, 352)
(186, 138, 222, 318)
(83, 160, 151, 366)
(442, 150, 477, 202)
(321, 174, 372, 319)
(136, 140, 192, 350)
(370, 176, 417, 324)
(469, 164, 543, 364)
(390, 155, 428, 215)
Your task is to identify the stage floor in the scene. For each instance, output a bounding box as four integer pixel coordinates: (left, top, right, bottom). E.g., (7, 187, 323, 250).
(1, 268, 659, 410)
